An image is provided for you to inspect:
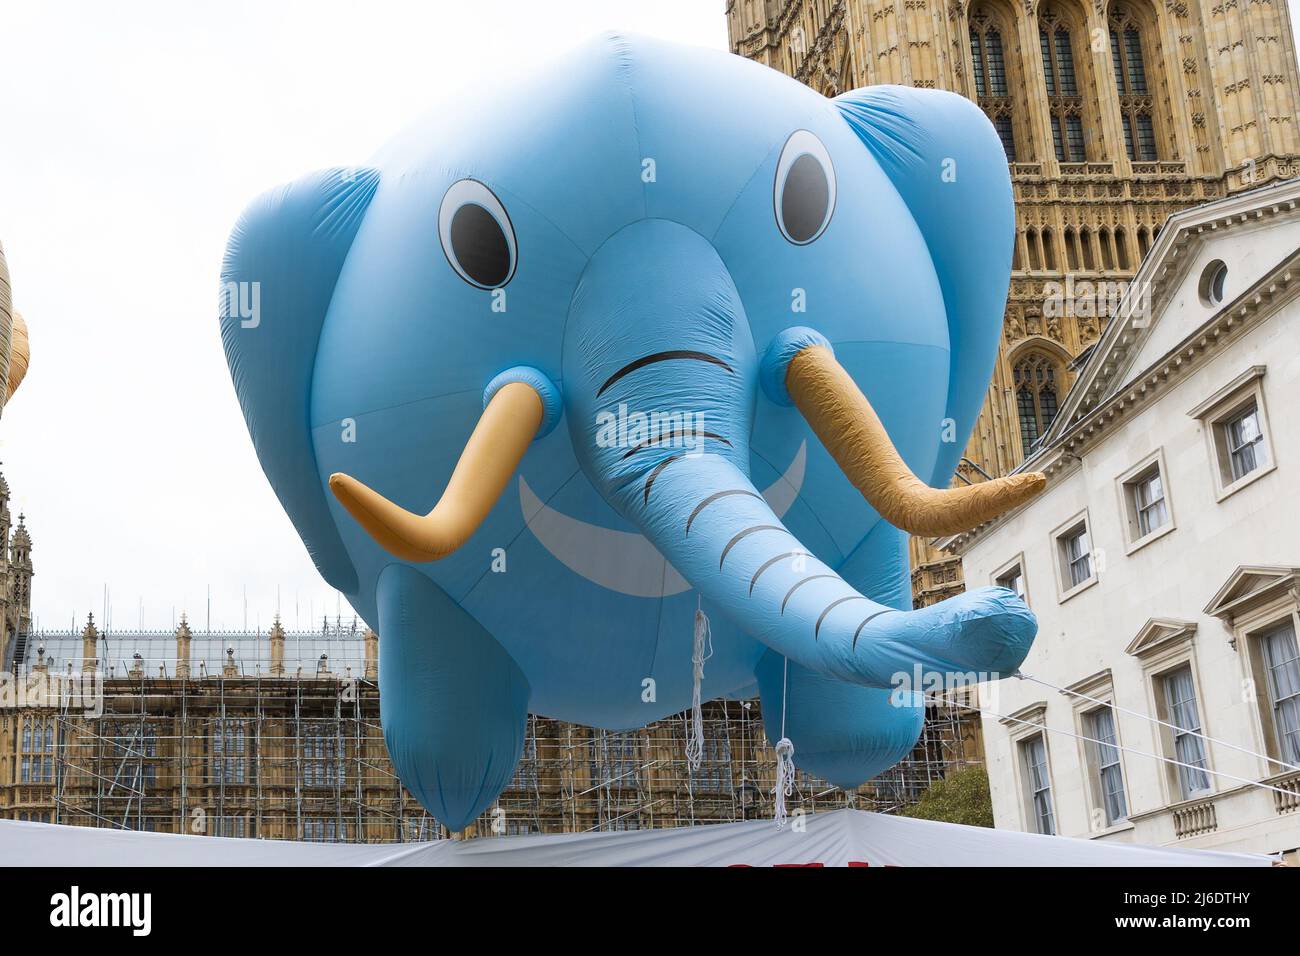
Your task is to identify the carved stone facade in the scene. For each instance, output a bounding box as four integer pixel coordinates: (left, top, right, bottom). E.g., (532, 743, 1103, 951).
(726, 0, 1300, 606)
(0, 469, 33, 666)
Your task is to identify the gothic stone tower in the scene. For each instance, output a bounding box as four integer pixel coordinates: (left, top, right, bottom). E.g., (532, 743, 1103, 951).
(0, 470, 33, 664)
(9, 514, 32, 646)
(726, 0, 1300, 605)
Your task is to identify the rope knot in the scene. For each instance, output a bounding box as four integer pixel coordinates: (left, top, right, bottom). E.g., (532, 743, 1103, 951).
(773, 736, 796, 829)
(685, 605, 713, 772)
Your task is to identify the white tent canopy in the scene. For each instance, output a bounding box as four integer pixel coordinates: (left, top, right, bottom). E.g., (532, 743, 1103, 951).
(0, 809, 1273, 866)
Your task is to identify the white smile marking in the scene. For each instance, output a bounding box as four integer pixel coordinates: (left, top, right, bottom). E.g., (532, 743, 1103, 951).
(519, 442, 807, 598)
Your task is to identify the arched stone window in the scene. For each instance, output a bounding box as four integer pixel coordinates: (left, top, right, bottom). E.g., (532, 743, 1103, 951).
(1110, 4, 1158, 160)
(1064, 227, 1080, 271)
(1099, 227, 1115, 271)
(1114, 227, 1131, 270)
(970, 20, 1015, 158)
(1015, 351, 1063, 453)
(1079, 226, 1096, 270)
(790, 26, 807, 59)
(1040, 8, 1086, 162)
(970, 21, 1008, 97)
(969, 5, 1021, 161)
(992, 115, 1016, 160)
(1042, 227, 1057, 271)
(1137, 225, 1151, 257)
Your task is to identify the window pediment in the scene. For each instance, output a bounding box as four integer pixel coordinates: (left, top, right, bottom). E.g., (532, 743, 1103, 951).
(1065, 668, 1114, 699)
(1203, 565, 1300, 625)
(1000, 700, 1048, 728)
(1124, 617, 1198, 658)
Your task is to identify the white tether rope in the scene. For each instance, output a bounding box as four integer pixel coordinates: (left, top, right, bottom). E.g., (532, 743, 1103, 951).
(1016, 669, 1300, 775)
(773, 656, 796, 829)
(931, 692, 1300, 800)
(685, 600, 713, 773)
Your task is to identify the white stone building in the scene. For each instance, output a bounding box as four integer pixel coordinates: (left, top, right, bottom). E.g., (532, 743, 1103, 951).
(940, 179, 1300, 858)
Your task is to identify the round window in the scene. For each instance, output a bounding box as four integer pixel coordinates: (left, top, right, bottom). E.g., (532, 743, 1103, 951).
(1198, 259, 1228, 307)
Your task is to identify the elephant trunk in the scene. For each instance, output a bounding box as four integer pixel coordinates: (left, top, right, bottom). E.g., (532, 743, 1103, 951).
(623, 451, 1033, 688)
(565, 218, 1034, 691)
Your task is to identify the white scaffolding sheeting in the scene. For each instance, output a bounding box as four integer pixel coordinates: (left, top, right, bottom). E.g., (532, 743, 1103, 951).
(0, 809, 1274, 867)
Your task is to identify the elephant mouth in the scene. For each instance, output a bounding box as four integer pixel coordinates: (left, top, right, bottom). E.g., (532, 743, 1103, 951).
(518, 442, 807, 598)
(327, 343, 1045, 564)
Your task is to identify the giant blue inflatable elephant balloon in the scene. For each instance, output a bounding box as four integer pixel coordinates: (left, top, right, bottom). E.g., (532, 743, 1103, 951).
(220, 34, 1043, 831)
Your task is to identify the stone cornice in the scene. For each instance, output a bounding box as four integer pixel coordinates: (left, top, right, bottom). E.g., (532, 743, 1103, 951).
(940, 243, 1300, 553)
(1054, 180, 1300, 430)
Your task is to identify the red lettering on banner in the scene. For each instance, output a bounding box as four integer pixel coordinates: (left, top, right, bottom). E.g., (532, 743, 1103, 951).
(728, 860, 897, 867)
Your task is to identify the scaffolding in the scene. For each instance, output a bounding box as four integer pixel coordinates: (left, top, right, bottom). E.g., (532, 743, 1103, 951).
(1, 625, 983, 841)
(20, 674, 429, 841)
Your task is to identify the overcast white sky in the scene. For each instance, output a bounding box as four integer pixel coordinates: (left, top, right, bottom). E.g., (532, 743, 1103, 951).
(2, 2, 1298, 635)
(0, 1, 729, 634)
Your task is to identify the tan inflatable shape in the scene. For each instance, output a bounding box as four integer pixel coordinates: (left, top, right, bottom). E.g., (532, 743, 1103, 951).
(0, 241, 12, 417)
(786, 345, 1045, 537)
(329, 381, 544, 561)
(7, 312, 28, 402)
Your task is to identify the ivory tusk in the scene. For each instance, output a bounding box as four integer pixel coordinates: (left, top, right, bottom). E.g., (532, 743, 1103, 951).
(786, 345, 1045, 537)
(329, 381, 544, 561)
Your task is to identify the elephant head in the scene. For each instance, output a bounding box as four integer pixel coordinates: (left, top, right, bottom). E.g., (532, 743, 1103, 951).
(220, 34, 1042, 828)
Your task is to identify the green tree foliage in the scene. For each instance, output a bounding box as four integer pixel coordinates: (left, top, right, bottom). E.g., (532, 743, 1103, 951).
(901, 765, 994, 828)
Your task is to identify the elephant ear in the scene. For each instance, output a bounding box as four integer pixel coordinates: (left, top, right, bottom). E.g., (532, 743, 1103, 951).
(219, 167, 380, 594)
(833, 86, 1014, 487)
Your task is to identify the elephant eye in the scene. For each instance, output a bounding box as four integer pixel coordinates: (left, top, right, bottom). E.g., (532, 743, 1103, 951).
(438, 179, 517, 288)
(774, 130, 836, 245)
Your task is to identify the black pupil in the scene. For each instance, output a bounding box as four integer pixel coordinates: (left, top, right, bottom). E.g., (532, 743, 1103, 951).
(781, 153, 829, 243)
(450, 202, 510, 286)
